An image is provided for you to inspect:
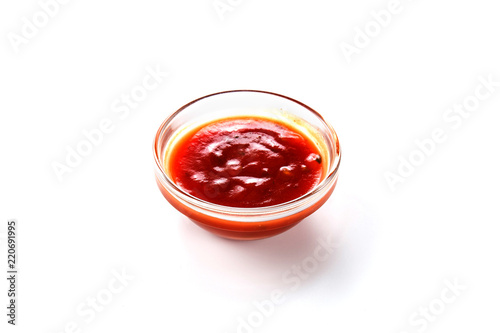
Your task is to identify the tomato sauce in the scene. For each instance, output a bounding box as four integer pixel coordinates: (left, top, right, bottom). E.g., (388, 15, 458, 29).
(167, 117, 323, 207)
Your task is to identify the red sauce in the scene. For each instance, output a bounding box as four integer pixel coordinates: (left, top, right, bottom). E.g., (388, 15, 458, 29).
(167, 117, 323, 207)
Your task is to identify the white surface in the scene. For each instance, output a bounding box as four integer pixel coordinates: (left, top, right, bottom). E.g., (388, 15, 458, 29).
(1, 0, 499, 332)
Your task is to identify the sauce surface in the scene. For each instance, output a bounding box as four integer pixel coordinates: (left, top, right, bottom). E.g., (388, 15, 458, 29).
(167, 117, 323, 207)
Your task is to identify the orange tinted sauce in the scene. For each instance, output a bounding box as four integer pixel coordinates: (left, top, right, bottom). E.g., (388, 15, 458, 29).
(167, 117, 323, 207)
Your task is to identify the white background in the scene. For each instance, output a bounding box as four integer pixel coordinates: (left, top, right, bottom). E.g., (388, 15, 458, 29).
(1, 0, 500, 332)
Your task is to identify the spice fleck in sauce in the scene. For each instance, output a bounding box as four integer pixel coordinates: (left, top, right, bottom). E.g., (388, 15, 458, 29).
(167, 117, 323, 207)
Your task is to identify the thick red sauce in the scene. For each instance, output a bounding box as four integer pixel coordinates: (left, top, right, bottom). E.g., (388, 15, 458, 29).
(167, 117, 323, 207)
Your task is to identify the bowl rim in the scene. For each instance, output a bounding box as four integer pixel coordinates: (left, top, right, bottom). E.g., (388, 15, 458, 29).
(153, 89, 341, 218)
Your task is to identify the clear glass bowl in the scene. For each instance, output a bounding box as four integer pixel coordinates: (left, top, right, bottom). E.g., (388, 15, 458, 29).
(153, 90, 341, 240)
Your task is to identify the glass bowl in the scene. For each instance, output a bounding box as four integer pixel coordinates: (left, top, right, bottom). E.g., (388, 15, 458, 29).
(153, 90, 341, 240)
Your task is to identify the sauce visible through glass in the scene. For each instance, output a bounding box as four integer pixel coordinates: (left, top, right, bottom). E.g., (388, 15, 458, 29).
(167, 117, 323, 207)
